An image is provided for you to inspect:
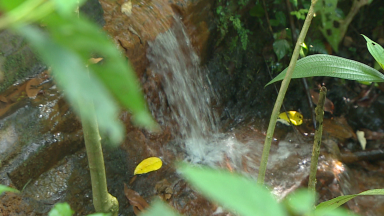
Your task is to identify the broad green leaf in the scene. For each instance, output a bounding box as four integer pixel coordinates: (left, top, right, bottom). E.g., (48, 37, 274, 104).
(17, 25, 125, 145)
(53, 0, 87, 16)
(178, 163, 287, 216)
(41, 14, 157, 130)
(140, 200, 182, 216)
(266, 54, 384, 86)
(0, 0, 24, 11)
(273, 39, 291, 61)
(0, 184, 19, 194)
(362, 35, 384, 70)
(314, 208, 359, 216)
(315, 189, 384, 211)
(318, 0, 342, 52)
(87, 213, 110, 216)
(283, 189, 315, 215)
(49, 203, 74, 216)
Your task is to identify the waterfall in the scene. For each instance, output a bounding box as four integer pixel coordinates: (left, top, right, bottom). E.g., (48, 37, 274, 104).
(147, 17, 248, 167)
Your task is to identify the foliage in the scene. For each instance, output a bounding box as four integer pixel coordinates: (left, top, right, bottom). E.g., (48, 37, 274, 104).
(317, 0, 343, 52)
(48, 203, 110, 216)
(48, 203, 74, 216)
(176, 163, 359, 216)
(266, 35, 384, 86)
(266, 54, 384, 86)
(0, 0, 157, 146)
(362, 35, 384, 70)
(215, 0, 251, 51)
(290, 9, 309, 20)
(140, 200, 181, 216)
(0, 184, 19, 195)
(315, 189, 384, 212)
(273, 39, 291, 61)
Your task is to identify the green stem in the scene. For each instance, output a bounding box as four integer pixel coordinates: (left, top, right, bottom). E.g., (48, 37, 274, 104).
(308, 86, 327, 195)
(257, 0, 318, 185)
(80, 103, 119, 215)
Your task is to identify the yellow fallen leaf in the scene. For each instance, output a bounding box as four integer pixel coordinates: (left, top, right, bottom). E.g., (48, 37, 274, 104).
(277, 111, 303, 126)
(134, 157, 162, 175)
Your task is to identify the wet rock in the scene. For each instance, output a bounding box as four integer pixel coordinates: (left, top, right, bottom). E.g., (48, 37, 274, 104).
(0, 30, 44, 93)
(0, 192, 36, 216)
(99, 0, 214, 79)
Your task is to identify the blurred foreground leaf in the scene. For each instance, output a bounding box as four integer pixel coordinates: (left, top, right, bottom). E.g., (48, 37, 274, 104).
(266, 54, 384, 86)
(15, 13, 157, 145)
(0, 184, 19, 195)
(41, 14, 157, 130)
(48, 202, 110, 216)
(178, 163, 287, 216)
(52, 0, 87, 16)
(48, 203, 74, 216)
(140, 200, 181, 216)
(17, 25, 124, 144)
(316, 189, 384, 212)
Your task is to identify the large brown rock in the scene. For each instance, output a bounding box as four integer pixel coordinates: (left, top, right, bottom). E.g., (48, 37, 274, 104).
(99, 0, 215, 78)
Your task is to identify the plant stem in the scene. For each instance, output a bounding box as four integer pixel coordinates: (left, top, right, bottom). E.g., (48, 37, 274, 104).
(81, 104, 119, 215)
(257, 0, 318, 185)
(308, 86, 327, 195)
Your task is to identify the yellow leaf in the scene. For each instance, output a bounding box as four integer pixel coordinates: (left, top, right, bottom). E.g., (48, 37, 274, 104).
(278, 111, 303, 126)
(134, 157, 162, 175)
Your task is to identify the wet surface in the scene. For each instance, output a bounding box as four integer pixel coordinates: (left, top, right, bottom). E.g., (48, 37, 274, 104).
(1, 0, 384, 216)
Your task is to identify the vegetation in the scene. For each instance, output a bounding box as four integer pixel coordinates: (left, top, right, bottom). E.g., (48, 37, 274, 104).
(0, 0, 156, 214)
(1, 0, 384, 215)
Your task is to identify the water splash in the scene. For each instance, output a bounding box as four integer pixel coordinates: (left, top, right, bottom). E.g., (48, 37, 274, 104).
(147, 18, 219, 139)
(147, 17, 240, 166)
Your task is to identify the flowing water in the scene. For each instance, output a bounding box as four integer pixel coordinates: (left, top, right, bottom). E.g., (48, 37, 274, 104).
(144, 17, 384, 214)
(147, 18, 250, 168)
(146, 16, 319, 197)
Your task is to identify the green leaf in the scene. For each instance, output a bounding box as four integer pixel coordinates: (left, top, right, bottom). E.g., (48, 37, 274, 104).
(276, 11, 286, 26)
(178, 163, 287, 216)
(0, 0, 24, 11)
(283, 189, 315, 215)
(16, 25, 125, 145)
(289, 0, 298, 7)
(314, 208, 359, 216)
(140, 200, 182, 216)
(87, 213, 111, 216)
(42, 14, 157, 130)
(49, 203, 74, 216)
(266, 54, 384, 86)
(273, 39, 291, 61)
(362, 34, 384, 70)
(315, 189, 384, 211)
(52, 0, 87, 16)
(0, 184, 19, 194)
(270, 19, 280, 27)
(308, 39, 329, 54)
(249, 4, 264, 17)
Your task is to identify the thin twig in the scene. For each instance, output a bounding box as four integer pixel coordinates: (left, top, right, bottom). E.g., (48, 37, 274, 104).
(308, 86, 327, 196)
(262, 0, 274, 37)
(257, 0, 318, 185)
